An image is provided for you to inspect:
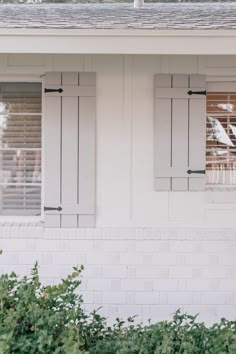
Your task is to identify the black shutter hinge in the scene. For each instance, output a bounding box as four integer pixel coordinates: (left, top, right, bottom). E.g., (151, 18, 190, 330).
(44, 206, 62, 212)
(187, 170, 205, 175)
(188, 90, 207, 96)
(44, 88, 63, 93)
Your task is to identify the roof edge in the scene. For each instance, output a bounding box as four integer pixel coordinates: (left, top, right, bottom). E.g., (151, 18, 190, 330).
(1, 29, 236, 36)
(0, 30, 236, 54)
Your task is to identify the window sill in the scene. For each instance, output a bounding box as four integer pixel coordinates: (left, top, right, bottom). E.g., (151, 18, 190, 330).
(206, 187, 236, 203)
(0, 217, 43, 227)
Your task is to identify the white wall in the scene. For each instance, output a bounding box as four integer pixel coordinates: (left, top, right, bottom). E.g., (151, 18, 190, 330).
(1, 226, 236, 324)
(1, 54, 236, 324)
(0, 53, 235, 228)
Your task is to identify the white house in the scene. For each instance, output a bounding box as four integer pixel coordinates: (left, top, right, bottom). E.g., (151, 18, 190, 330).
(1, 2, 236, 324)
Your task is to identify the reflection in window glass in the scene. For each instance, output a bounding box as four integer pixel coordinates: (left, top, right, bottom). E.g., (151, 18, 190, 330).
(206, 92, 236, 188)
(0, 83, 41, 216)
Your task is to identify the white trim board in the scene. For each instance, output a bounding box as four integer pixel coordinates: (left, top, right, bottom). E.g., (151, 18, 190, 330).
(0, 30, 236, 55)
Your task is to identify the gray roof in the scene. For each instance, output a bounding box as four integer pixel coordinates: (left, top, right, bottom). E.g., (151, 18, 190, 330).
(0, 3, 236, 30)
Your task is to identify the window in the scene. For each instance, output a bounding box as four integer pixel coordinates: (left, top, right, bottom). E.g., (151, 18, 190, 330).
(0, 83, 42, 216)
(154, 74, 236, 192)
(206, 88, 236, 190)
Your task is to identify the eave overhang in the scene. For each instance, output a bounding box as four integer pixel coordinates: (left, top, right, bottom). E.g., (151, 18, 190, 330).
(0, 29, 236, 55)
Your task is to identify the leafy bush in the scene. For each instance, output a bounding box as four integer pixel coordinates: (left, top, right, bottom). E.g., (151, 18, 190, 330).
(1, 263, 236, 353)
(0, 263, 108, 353)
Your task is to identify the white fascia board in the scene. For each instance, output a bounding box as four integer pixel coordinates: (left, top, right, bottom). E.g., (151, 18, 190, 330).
(0, 29, 236, 55)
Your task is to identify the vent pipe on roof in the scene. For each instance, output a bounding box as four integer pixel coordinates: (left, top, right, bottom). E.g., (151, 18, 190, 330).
(134, 0, 144, 8)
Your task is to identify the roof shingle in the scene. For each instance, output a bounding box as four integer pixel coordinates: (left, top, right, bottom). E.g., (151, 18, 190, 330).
(0, 3, 236, 30)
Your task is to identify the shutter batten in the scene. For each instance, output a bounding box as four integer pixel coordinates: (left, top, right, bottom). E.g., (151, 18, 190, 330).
(188, 75, 206, 191)
(44, 72, 96, 228)
(44, 73, 61, 227)
(44, 86, 95, 97)
(154, 74, 206, 191)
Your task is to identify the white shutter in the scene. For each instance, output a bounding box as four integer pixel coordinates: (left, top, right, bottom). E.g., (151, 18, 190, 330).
(154, 74, 206, 191)
(44, 72, 96, 228)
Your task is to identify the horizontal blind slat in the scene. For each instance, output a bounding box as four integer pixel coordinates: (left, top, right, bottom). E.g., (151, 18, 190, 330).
(206, 91, 236, 187)
(0, 83, 42, 216)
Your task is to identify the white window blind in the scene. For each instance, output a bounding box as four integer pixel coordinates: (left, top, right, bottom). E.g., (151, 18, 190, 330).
(0, 83, 41, 216)
(206, 91, 236, 189)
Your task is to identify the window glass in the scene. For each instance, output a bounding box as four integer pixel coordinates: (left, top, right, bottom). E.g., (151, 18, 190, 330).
(206, 92, 236, 188)
(0, 83, 41, 216)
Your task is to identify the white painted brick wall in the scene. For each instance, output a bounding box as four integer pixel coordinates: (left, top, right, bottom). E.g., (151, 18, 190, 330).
(1, 226, 236, 324)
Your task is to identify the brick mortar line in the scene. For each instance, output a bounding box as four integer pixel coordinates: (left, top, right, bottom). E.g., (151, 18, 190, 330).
(0, 227, 236, 240)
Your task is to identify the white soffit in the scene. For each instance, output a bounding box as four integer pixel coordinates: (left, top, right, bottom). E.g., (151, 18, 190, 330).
(0, 29, 236, 55)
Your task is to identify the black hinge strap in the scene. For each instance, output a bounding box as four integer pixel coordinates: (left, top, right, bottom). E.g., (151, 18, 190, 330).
(187, 170, 205, 175)
(44, 206, 62, 211)
(44, 88, 63, 93)
(188, 90, 207, 96)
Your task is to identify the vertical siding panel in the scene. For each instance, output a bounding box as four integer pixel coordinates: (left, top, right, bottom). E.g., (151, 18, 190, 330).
(83, 55, 93, 72)
(52, 55, 84, 72)
(154, 74, 172, 190)
(44, 72, 61, 227)
(168, 56, 198, 74)
(123, 56, 133, 220)
(93, 55, 130, 226)
(132, 56, 169, 226)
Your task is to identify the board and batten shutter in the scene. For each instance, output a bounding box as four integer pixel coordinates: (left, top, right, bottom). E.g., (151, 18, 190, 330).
(154, 74, 206, 191)
(44, 72, 96, 227)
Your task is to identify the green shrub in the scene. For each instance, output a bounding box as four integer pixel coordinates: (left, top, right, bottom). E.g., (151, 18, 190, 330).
(0, 263, 107, 353)
(1, 263, 236, 353)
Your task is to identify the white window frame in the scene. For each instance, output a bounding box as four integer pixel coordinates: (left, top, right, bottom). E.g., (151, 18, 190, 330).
(206, 77, 236, 203)
(0, 74, 44, 223)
